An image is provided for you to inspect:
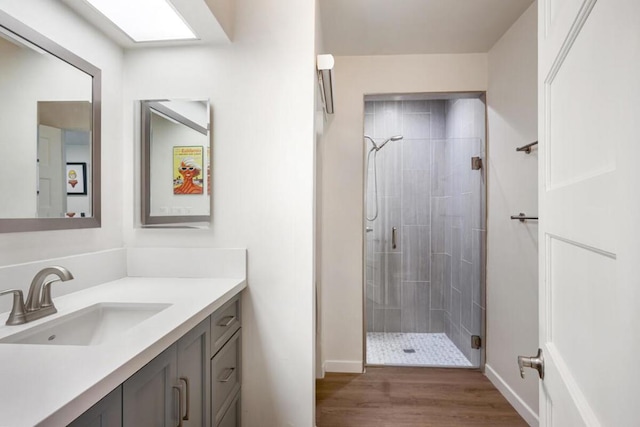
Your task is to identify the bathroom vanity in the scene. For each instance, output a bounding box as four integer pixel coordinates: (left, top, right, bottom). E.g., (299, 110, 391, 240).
(0, 275, 245, 426)
(71, 293, 241, 427)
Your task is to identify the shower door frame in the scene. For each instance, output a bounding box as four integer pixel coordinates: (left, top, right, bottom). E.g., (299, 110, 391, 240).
(361, 92, 488, 370)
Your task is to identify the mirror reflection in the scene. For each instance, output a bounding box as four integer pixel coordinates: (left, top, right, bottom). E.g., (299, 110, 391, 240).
(0, 12, 100, 232)
(38, 101, 92, 218)
(141, 99, 211, 226)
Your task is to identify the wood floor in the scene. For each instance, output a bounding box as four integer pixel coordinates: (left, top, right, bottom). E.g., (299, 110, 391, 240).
(316, 367, 528, 427)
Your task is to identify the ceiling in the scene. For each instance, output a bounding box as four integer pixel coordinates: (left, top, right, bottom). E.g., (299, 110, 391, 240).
(318, 0, 535, 56)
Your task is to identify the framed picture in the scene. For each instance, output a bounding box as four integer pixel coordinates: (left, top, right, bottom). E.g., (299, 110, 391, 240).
(66, 162, 87, 195)
(207, 146, 211, 195)
(173, 146, 204, 195)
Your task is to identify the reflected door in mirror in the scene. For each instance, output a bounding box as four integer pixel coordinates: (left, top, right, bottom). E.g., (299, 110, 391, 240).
(37, 125, 66, 218)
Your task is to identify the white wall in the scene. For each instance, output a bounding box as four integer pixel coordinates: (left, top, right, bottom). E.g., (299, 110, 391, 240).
(320, 53, 488, 373)
(0, 0, 124, 263)
(314, 0, 325, 379)
(122, 0, 317, 425)
(203, 0, 235, 40)
(485, 3, 539, 425)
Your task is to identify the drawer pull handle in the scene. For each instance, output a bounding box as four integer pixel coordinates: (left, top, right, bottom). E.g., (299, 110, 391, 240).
(218, 367, 235, 382)
(172, 385, 183, 427)
(218, 315, 236, 327)
(179, 377, 190, 421)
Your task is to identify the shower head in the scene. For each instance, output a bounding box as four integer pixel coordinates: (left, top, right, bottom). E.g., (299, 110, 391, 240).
(377, 135, 403, 150)
(364, 134, 404, 151)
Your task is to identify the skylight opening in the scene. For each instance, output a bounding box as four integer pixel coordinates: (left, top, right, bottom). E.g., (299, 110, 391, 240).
(84, 0, 197, 43)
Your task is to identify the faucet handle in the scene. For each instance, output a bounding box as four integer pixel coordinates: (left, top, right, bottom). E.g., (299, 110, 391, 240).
(0, 289, 27, 325)
(40, 279, 60, 309)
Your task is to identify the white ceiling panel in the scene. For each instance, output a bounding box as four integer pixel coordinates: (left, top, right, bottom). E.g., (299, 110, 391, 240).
(319, 0, 534, 55)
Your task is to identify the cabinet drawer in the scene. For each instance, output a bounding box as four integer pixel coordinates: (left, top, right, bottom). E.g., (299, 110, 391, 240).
(211, 329, 241, 425)
(217, 390, 240, 427)
(211, 295, 241, 355)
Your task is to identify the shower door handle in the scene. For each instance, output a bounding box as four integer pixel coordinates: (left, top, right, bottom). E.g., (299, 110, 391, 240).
(392, 227, 397, 249)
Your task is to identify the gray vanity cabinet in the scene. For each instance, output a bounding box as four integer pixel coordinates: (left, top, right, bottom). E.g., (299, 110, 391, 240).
(211, 296, 241, 355)
(68, 386, 123, 427)
(122, 317, 210, 427)
(177, 318, 211, 427)
(211, 330, 241, 426)
(122, 344, 178, 426)
(217, 392, 240, 427)
(69, 295, 241, 427)
(211, 295, 241, 426)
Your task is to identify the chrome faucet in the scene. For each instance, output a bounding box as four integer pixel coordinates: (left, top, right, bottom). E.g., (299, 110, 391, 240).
(0, 266, 74, 325)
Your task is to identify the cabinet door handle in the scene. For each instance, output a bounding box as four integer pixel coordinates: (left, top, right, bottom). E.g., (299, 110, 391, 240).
(218, 315, 236, 327)
(392, 227, 397, 249)
(172, 385, 183, 427)
(179, 377, 190, 421)
(217, 367, 235, 382)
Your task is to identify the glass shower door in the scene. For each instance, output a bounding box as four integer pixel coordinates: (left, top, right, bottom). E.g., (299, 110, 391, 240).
(364, 97, 485, 368)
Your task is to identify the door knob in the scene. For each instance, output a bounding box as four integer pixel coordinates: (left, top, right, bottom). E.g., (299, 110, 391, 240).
(518, 348, 544, 380)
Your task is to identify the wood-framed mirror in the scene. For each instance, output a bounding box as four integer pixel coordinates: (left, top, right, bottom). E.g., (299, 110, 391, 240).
(0, 11, 101, 233)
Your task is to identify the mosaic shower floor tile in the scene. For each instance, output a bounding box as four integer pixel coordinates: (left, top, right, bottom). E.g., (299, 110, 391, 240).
(366, 332, 473, 367)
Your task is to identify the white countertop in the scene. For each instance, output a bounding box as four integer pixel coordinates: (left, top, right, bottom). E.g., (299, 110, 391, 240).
(0, 276, 246, 427)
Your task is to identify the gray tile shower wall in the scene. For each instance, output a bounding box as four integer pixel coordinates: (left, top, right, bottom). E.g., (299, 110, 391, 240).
(364, 98, 485, 364)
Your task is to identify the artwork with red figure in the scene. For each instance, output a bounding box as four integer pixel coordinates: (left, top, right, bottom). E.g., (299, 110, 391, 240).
(173, 146, 204, 195)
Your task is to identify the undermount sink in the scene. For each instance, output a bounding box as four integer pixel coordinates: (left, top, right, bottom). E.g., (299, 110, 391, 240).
(0, 302, 171, 346)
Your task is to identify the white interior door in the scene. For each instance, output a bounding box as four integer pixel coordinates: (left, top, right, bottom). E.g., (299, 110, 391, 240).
(37, 125, 65, 218)
(537, 0, 640, 425)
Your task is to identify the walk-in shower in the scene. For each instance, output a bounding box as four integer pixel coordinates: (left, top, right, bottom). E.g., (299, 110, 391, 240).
(364, 94, 486, 368)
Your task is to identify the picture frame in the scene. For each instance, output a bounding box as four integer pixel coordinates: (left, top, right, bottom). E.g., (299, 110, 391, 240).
(66, 162, 87, 195)
(173, 146, 204, 195)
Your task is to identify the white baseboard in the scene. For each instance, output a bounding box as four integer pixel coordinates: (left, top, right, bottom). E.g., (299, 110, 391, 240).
(485, 364, 539, 426)
(323, 360, 363, 373)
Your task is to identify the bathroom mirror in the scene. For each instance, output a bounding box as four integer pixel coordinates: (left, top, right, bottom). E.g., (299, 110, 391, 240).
(0, 11, 101, 233)
(141, 99, 211, 226)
